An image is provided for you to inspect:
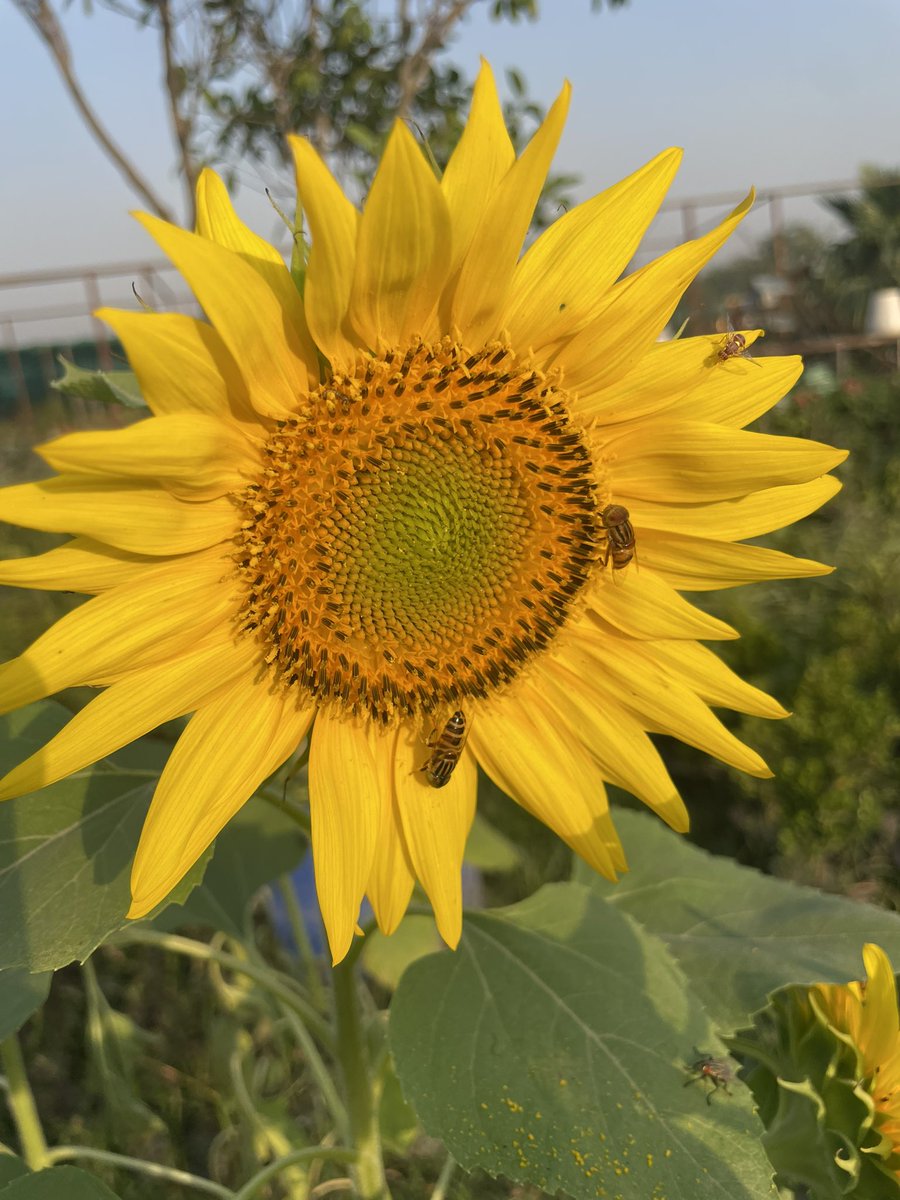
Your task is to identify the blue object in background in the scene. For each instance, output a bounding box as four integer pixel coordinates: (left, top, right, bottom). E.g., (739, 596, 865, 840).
(269, 853, 484, 958)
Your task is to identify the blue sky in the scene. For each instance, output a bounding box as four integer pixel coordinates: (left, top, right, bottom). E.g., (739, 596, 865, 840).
(2, 0, 898, 320)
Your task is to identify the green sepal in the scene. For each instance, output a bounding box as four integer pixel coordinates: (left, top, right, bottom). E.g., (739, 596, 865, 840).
(730, 986, 900, 1197)
(51, 358, 146, 409)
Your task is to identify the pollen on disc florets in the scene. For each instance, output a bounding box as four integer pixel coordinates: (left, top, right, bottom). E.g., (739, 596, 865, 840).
(233, 337, 605, 723)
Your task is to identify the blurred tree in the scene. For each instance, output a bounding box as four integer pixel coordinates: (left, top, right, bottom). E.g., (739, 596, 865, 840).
(666, 373, 900, 910)
(12, 0, 630, 227)
(683, 167, 900, 341)
(821, 166, 900, 327)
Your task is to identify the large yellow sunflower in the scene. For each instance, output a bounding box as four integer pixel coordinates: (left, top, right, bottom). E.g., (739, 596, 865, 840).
(0, 64, 844, 963)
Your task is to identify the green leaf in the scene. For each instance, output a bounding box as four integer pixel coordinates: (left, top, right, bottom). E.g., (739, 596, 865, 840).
(573, 809, 900, 1033)
(152, 794, 307, 937)
(0, 969, 51, 1040)
(0, 1166, 121, 1198)
(464, 811, 521, 872)
(51, 358, 146, 409)
(391, 883, 777, 1200)
(378, 1053, 419, 1153)
(362, 915, 441, 991)
(0, 703, 208, 972)
(82, 961, 168, 1149)
(0, 1157, 29, 1188)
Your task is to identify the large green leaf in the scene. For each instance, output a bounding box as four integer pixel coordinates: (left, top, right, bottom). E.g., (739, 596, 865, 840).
(152, 794, 308, 937)
(51, 359, 146, 409)
(0, 1166, 121, 1198)
(0, 703, 208, 972)
(0, 1157, 29, 1188)
(391, 883, 776, 1200)
(362, 915, 441, 991)
(0, 969, 51, 1039)
(574, 809, 900, 1033)
(464, 810, 521, 872)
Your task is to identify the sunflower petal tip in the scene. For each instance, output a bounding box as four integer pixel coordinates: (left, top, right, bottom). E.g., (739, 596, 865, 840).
(126, 896, 151, 921)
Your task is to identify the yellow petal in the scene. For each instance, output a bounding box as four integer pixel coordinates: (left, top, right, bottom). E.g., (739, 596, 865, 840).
(576, 334, 796, 429)
(606, 419, 847, 501)
(365, 724, 415, 936)
(196, 168, 287, 268)
(194, 168, 320, 374)
(309, 710, 382, 964)
(96, 308, 258, 427)
(637, 529, 833, 590)
(0, 538, 154, 593)
(135, 212, 313, 417)
(393, 721, 476, 950)
(541, 658, 689, 831)
(0, 551, 236, 712)
(0, 635, 257, 801)
(450, 83, 571, 345)
(558, 192, 753, 394)
(348, 122, 451, 348)
(505, 147, 682, 353)
(682, 353, 804, 427)
(469, 682, 621, 880)
(441, 61, 515, 282)
(580, 634, 772, 777)
(576, 335, 716, 424)
(35, 413, 260, 500)
(0, 476, 236, 554)
(591, 568, 738, 640)
(289, 135, 361, 364)
(859, 945, 900, 1066)
(626, 476, 843, 542)
(129, 679, 314, 918)
(648, 639, 788, 719)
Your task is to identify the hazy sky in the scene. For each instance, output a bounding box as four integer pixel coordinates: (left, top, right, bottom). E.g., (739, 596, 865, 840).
(2, 0, 899, 337)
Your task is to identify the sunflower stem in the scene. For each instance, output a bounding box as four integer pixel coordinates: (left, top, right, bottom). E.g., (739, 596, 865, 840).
(331, 956, 390, 1200)
(114, 928, 333, 1048)
(0, 1032, 50, 1170)
(233, 1147, 357, 1200)
(276, 874, 328, 1012)
(45, 1146, 233, 1196)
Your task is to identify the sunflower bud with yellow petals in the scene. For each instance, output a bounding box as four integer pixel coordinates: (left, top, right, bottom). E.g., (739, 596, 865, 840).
(730, 944, 900, 1198)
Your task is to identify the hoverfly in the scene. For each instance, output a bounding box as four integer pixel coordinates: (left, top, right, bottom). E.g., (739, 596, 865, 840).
(717, 317, 762, 366)
(419, 710, 468, 789)
(683, 1053, 735, 1105)
(600, 504, 636, 571)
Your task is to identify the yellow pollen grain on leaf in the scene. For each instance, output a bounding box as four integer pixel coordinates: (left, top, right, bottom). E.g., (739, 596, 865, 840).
(559, 1077, 569, 1086)
(231, 336, 606, 724)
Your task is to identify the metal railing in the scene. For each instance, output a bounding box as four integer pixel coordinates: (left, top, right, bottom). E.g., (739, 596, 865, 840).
(0, 174, 894, 410)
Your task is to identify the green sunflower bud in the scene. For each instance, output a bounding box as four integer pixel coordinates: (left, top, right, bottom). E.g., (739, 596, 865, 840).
(729, 945, 900, 1199)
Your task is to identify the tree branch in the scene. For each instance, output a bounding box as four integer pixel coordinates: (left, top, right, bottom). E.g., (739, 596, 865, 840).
(157, 0, 198, 226)
(394, 0, 475, 121)
(13, 0, 177, 222)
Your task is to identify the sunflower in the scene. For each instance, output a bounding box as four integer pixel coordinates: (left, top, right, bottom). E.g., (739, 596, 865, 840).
(0, 63, 844, 963)
(814, 944, 900, 1183)
(733, 945, 900, 1193)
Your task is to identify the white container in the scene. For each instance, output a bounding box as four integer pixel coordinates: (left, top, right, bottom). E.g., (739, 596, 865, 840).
(864, 287, 900, 337)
